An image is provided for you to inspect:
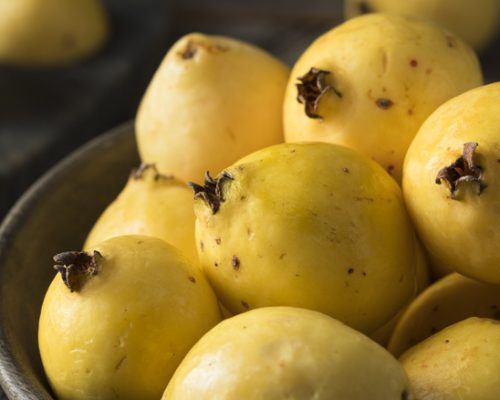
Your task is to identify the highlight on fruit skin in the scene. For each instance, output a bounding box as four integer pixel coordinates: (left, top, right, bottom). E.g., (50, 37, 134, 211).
(192, 142, 417, 335)
(163, 307, 413, 400)
(403, 82, 500, 284)
(283, 13, 483, 182)
(0, 0, 110, 67)
(389, 273, 500, 357)
(136, 32, 290, 183)
(38, 235, 221, 400)
(344, 0, 500, 51)
(84, 163, 198, 264)
(401, 317, 500, 400)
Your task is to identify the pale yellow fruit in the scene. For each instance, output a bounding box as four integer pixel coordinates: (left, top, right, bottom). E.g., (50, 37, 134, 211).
(39, 235, 221, 400)
(283, 13, 482, 182)
(345, 0, 500, 51)
(370, 239, 429, 346)
(403, 83, 500, 283)
(193, 142, 416, 334)
(163, 307, 412, 400)
(0, 0, 109, 66)
(84, 164, 197, 264)
(136, 33, 289, 183)
(389, 273, 500, 357)
(401, 317, 500, 399)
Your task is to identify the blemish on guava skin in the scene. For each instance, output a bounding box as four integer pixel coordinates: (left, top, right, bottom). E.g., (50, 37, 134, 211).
(342, 167, 350, 173)
(445, 35, 457, 48)
(241, 301, 249, 309)
(180, 41, 197, 59)
(179, 40, 229, 59)
(410, 59, 418, 67)
(387, 165, 395, 174)
(232, 256, 240, 270)
(425, 68, 433, 75)
(362, 271, 367, 276)
(214, 262, 219, 267)
(200, 241, 204, 252)
(430, 327, 437, 334)
(347, 268, 354, 274)
(188, 276, 196, 283)
(215, 238, 221, 245)
(376, 98, 394, 109)
(279, 253, 286, 260)
(114, 355, 127, 372)
(401, 389, 411, 400)
(445, 339, 450, 343)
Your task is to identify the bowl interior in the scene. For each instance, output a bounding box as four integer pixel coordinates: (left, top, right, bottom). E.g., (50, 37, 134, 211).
(0, 122, 139, 399)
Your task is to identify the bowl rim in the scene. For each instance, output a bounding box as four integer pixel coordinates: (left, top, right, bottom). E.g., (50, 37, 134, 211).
(0, 121, 134, 399)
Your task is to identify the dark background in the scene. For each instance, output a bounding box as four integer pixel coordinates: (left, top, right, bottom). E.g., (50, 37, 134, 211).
(0, 0, 499, 221)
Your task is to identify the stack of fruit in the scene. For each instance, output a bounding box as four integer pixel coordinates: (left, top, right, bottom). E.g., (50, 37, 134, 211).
(37, 9, 499, 400)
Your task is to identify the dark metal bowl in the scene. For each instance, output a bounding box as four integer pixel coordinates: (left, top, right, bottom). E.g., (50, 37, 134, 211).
(0, 122, 139, 399)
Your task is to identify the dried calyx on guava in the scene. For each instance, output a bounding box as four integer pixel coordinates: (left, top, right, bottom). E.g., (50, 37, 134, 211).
(53, 250, 102, 292)
(188, 171, 233, 214)
(435, 142, 487, 199)
(131, 163, 174, 181)
(296, 67, 341, 119)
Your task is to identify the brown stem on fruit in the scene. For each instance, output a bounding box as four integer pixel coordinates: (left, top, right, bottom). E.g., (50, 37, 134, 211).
(130, 163, 174, 181)
(435, 142, 487, 199)
(188, 171, 233, 214)
(296, 67, 342, 119)
(53, 251, 103, 292)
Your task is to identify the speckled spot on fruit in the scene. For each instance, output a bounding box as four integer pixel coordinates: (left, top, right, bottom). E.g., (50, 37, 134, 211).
(410, 59, 418, 67)
(445, 35, 457, 48)
(241, 300, 249, 309)
(232, 256, 240, 270)
(376, 98, 393, 109)
(179, 40, 229, 59)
